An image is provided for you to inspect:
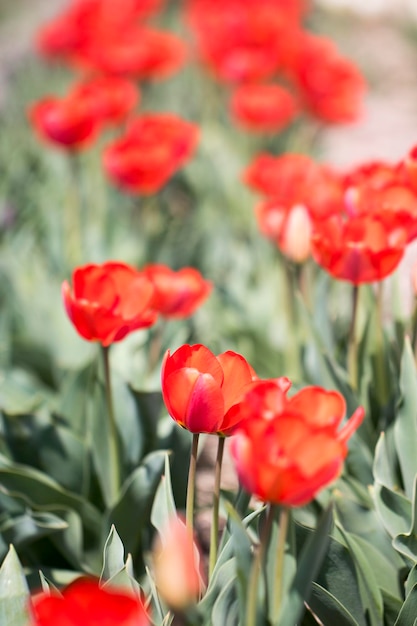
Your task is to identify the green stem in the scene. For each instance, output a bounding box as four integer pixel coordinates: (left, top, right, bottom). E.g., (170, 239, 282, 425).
(186, 433, 200, 534)
(412, 298, 417, 360)
(67, 153, 85, 265)
(209, 435, 225, 580)
(273, 507, 290, 623)
(246, 505, 274, 626)
(375, 281, 389, 406)
(347, 284, 360, 390)
(101, 345, 121, 503)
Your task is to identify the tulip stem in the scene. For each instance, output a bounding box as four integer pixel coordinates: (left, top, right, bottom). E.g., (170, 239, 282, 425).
(186, 433, 200, 534)
(246, 504, 274, 626)
(273, 507, 290, 623)
(347, 284, 360, 390)
(67, 153, 85, 265)
(209, 435, 225, 580)
(374, 281, 389, 406)
(101, 345, 121, 504)
(412, 298, 417, 360)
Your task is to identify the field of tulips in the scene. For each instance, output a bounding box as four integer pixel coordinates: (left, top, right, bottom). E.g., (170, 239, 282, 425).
(2, 0, 417, 624)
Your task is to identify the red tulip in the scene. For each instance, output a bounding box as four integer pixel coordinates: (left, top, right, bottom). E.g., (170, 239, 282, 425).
(161, 344, 263, 434)
(103, 114, 199, 195)
(71, 76, 140, 126)
(62, 261, 157, 346)
(31, 577, 149, 626)
(230, 83, 298, 133)
(230, 383, 364, 506)
(143, 264, 212, 318)
(289, 33, 366, 124)
(29, 94, 100, 151)
(311, 212, 408, 284)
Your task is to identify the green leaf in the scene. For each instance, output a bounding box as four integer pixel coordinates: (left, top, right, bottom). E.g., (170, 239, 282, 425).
(0, 545, 30, 626)
(226, 503, 253, 626)
(100, 525, 125, 582)
(211, 575, 239, 626)
(107, 451, 166, 569)
(393, 476, 417, 561)
(278, 504, 333, 625)
(394, 583, 417, 626)
(394, 338, 417, 499)
(373, 483, 411, 540)
(151, 453, 176, 536)
(406, 565, 417, 597)
(308, 583, 360, 626)
(336, 525, 383, 626)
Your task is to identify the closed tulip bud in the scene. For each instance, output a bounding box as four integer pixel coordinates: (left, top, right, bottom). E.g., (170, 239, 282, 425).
(152, 517, 203, 611)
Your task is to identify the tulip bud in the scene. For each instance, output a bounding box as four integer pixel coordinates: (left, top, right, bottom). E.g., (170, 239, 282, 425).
(152, 517, 203, 611)
(279, 203, 312, 263)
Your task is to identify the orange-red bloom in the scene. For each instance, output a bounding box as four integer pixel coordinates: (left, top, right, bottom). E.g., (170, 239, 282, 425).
(152, 516, 203, 610)
(103, 114, 199, 194)
(29, 94, 100, 151)
(62, 261, 157, 346)
(230, 383, 364, 506)
(289, 33, 365, 124)
(230, 83, 298, 133)
(161, 344, 265, 435)
(143, 264, 212, 318)
(31, 577, 149, 626)
(71, 75, 140, 126)
(311, 212, 408, 284)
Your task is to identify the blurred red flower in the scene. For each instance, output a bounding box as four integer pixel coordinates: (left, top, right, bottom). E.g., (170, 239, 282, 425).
(29, 94, 100, 151)
(103, 114, 199, 194)
(62, 261, 157, 346)
(243, 153, 344, 220)
(230, 83, 298, 133)
(75, 26, 187, 79)
(71, 75, 140, 125)
(31, 577, 149, 626)
(256, 200, 312, 263)
(36, 0, 165, 62)
(152, 516, 203, 610)
(186, 0, 305, 83)
(143, 264, 212, 318)
(161, 344, 265, 435)
(311, 212, 408, 284)
(230, 383, 364, 506)
(289, 33, 366, 124)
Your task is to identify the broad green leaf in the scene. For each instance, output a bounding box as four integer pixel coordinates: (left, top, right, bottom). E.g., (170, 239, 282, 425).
(100, 525, 125, 582)
(336, 525, 383, 626)
(211, 575, 239, 626)
(394, 338, 417, 499)
(394, 583, 417, 626)
(57, 359, 97, 436)
(0, 510, 67, 550)
(129, 388, 164, 459)
(382, 589, 403, 625)
(226, 503, 253, 626)
(278, 504, 333, 625)
(393, 476, 417, 561)
(107, 451, 166, 569)
(308, 583, 360, 626)
(406, 565, 417, 597)
(373, 483, 411, 540)
(373, 432, 398, 490)
(0, 370, 46, 415)
(151, 454, 176, 536)
(0, 545, 30, 626)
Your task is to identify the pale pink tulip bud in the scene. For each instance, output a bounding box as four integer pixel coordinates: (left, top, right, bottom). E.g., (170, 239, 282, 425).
(280, 204, 312, 263)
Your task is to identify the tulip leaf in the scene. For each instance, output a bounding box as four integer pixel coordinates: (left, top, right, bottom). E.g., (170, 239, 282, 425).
(278, 503, 333, 625)
(373, 432, 399, 490)
(129, 387, 164, 459)
(308, 583, 360, 626)
(0, 510, 67, 551)
(406, 565, 417, 597)
(107, 451, 166, 569)
(393, 476, 417, 562)
(151, 453, 176, 536)
(0, 369, 46, 415)
(394, 337, 417, 499)
(336, 524, 383, 626)
(226, 503, 253, 626)
(211, 575, 239, 626)
(0, 545, 31, 626)
(394, 583, 417, 626)
(382, 589, 403, 625)
(58, 359, 98, 436)
(373, 483, 411, 540)
(199, 556, 235, 619)
(100, 525, 125, 582)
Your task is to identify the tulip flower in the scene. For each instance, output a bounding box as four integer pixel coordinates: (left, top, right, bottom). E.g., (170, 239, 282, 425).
(256, 200, 313, 263)
(152, 516, 203, 610)
(230, 383, 364, 507)
(29, 94, 100, 151)
(103, 114, 199, 195)
(70, 75, 140, 126)
(62, 261, 157, 346)
(161, 343, 261, 435)
(288, 33, 366, 124)
(311, 212, 408, 285)
(143, 264, 212, 318)
(230, 83, 298, 133)
(31, 577, 149, 626)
